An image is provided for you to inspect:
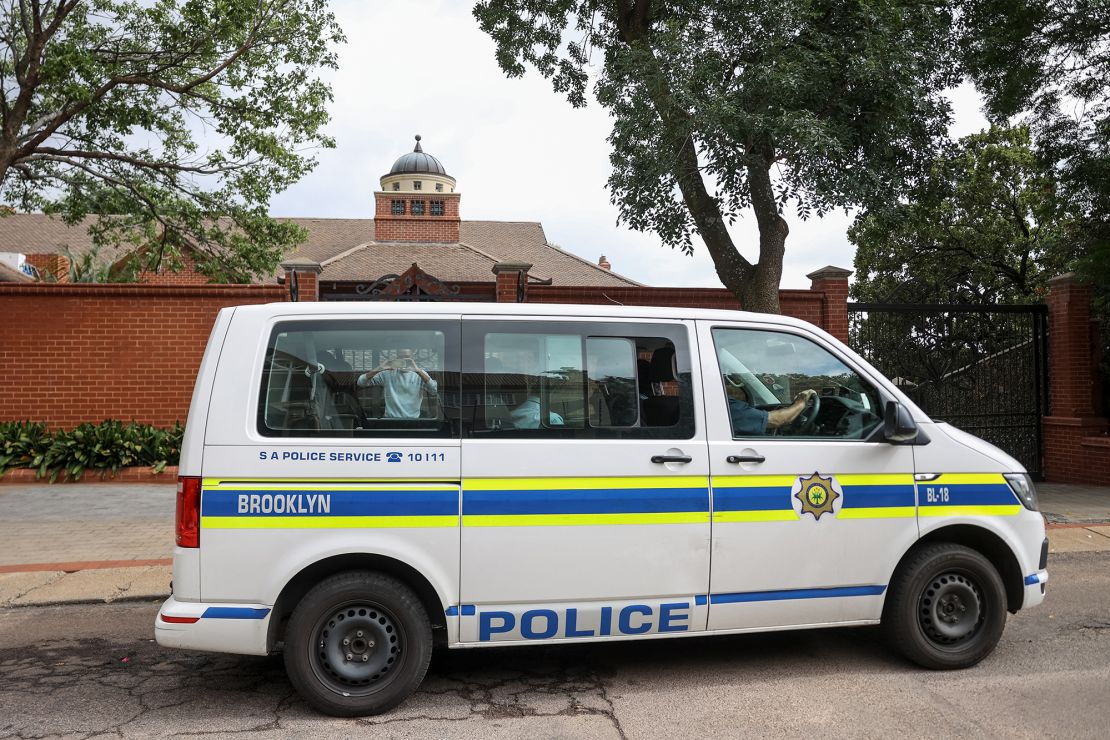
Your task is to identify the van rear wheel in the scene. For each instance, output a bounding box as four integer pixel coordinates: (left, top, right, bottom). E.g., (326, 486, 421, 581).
(883, 542, 1007, 670)
(283, 571, 432, 716)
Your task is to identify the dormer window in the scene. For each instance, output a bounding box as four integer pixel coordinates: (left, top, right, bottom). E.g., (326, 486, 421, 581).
(391, 199, 405, 215)
(435, 183, 443, 192)
(392, 182, 400, 191)
(410, 200, 425, 216)
(430, 201, 444, 216)
(413, 180, 423, 191)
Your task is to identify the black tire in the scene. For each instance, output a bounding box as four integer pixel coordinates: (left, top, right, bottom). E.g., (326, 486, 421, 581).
(283, 571, 432, 716)
(882, 542, 1007, 670)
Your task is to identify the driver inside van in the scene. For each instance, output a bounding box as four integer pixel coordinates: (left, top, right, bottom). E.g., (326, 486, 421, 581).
(725, 373, 816, 435)
(356, 349, 437, 419)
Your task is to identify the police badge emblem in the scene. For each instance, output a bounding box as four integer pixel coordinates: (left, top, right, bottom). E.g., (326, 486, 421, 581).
(795, 472, 840, 520)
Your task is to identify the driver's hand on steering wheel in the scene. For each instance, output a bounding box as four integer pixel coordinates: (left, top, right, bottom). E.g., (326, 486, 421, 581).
(794, 389, 818, 404)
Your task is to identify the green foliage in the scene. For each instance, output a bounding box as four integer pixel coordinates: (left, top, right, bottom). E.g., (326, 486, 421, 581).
(0, 420, 183, 481)
(960, 0, 1109, 292)
(474, 0, 959, 311)
(0, 421, 52, 474)
(0, 1, 344, 282)
(850, 126, 1080, 303)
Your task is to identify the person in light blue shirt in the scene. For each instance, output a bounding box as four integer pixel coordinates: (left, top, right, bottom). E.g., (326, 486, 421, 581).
(357, 349, 437, 419)
(509, 396, 564, 429)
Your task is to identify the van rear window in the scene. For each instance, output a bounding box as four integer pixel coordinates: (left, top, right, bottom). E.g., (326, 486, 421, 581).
(257, 320, 460, 438)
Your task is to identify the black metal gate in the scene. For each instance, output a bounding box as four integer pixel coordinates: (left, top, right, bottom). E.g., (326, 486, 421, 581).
(848, 303, 1049, 478)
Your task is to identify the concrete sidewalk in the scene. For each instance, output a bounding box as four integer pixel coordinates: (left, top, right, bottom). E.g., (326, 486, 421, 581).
(0, 480, 1107, 608)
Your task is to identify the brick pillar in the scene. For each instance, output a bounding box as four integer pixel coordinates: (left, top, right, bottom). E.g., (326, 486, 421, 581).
(492, 262, 532, 303)
(1042, 273, 1109, 483)
(280, 259, 322, 302)
(806, 265, 852, 342)
(24, 253, 71, 282)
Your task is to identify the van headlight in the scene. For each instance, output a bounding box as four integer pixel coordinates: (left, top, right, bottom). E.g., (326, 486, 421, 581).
(1004, 473, 1039, 511)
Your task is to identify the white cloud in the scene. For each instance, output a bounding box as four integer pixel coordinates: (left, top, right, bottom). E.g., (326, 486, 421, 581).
(269, 1, 988, 291)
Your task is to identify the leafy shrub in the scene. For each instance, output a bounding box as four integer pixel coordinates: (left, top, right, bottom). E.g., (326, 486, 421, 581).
(0, 420, 183, 481)
(0, 421, 52, 474)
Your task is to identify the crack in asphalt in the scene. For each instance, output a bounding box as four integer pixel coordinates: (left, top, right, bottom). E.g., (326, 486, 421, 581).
(0, 636, 626, 738)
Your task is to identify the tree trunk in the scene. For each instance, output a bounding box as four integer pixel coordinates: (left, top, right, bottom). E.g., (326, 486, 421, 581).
(742, 159, 788, 313)
(617, 6, 786, 314)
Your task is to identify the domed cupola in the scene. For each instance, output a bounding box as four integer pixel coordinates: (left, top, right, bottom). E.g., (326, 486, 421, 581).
(389, 135, 449, 176)
(379, 135, 457, 193)
(375, 134, 461, 243)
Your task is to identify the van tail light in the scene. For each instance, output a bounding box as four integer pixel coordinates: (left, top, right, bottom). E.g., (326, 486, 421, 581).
(176, 476, 201, 548)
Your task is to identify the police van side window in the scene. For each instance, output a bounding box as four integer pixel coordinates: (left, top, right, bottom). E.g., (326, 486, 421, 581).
(712, 327, 884, 440)
(258, 319, 460, 438)
(462, 321, 695, 439)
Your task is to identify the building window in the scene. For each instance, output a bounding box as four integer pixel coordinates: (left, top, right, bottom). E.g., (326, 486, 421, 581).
(413, 180, 423, 191)
(392, 182, 400, 191)
(411, 200, 426, 216)
(391, 199, 405, 215)
(435, 183, 443, 192)
(430, 201, 445, 216)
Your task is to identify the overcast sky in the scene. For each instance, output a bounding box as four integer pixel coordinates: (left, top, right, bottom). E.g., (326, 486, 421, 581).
(269, 1, 988, 290)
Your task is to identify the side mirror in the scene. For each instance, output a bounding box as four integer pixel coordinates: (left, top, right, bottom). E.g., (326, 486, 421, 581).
(884, 400, 919, 443)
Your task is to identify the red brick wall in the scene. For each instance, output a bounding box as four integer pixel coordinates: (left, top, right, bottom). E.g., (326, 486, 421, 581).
(373, 192, 461, 242)
(1041, 275, 1109, 483)
(1043, 419, 1110, 484)
(525, 286, 828, 332)
(24, 254, 70, 282)
(134, 253, 212, 285)
(0, 284, 285, 428)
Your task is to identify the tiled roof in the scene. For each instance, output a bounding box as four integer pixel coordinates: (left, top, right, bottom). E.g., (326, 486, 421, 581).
(0, 213, 640, 287)
(319, 242, 497, 282)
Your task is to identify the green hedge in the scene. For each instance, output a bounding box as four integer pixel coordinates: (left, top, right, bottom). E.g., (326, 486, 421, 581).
(0, 420, 183, 481)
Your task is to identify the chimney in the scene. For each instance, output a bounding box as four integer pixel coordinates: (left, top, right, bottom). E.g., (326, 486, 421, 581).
(598, 255, 611, 271)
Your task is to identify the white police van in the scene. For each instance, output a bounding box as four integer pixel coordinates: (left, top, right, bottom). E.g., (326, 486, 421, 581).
(155, 302, 1048, 716)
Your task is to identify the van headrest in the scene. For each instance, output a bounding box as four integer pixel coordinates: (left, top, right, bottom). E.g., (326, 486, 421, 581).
(637, 359, 652, 394)
(650, 347, 676, 382)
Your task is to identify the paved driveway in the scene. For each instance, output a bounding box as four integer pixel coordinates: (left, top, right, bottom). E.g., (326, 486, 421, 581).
(0, 484, 174, 566)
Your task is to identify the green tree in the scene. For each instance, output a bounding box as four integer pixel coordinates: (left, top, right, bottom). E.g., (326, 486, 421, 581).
(0, 0, 344, 281)
(850, 126, 1078, 303)
(473, 0, 958, 312)
(960, 0, 1109, 290)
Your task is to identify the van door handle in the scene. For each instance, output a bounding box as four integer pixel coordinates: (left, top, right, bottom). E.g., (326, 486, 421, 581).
(651, 454, 692, 464)
(727, 455, 765, 464)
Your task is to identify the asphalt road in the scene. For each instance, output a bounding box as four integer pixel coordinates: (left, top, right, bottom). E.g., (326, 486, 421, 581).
(1, 552, 1108, 739)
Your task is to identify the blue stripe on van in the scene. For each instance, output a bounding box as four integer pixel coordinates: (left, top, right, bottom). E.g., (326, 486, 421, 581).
(462, 487, 709, 516)
(202, 489, 459, 517)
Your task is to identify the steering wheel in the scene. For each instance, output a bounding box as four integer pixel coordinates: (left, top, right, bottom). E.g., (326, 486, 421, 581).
(789, 392, 821, 435)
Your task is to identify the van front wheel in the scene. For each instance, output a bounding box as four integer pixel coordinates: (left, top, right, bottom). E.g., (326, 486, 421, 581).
(283, 571, 432, 716)
(883, 542, 1007, 670)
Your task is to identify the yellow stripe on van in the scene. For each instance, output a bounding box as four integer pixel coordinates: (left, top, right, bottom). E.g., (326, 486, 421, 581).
(929, 473, 1009, 485)
(204, 484, 460, 493)
(711, 475, 797, 489)
(202, 477, 459, 487)
(201, 515, 459, 529)
(462, 476, 709, 491)
(919, 505, 1022, 517)
(462, 512, 711, 527)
